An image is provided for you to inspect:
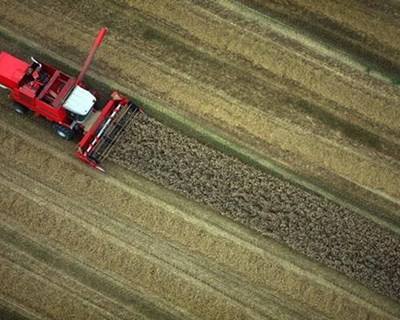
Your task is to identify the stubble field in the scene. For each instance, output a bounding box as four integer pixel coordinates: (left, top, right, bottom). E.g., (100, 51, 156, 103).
(0, 0, 399, 319)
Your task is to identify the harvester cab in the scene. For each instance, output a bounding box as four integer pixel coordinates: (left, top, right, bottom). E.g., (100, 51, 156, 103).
(0, 27, 142, 172)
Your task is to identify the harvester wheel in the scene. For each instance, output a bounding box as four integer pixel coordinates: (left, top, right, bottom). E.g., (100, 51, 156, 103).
(54, 124, 74, 140)
(13, 103, 28, 115)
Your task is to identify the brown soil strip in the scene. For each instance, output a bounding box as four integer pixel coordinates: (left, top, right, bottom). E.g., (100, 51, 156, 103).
(110, 114, 400, 302)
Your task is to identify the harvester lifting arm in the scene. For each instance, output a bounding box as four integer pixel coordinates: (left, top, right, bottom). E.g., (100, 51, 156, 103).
(75, 27, 108, 85)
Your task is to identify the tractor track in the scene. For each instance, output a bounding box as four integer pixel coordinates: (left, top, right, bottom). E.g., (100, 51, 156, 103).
(0, 296, 42, 320)
(0, 258, 114, 320)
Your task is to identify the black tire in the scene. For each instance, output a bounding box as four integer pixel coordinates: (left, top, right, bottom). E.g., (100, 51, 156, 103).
(92, 102, 101, 111)
(54, 124, 74, 140)
(72, 123, 84, 138)
(13, 103, 28, 115)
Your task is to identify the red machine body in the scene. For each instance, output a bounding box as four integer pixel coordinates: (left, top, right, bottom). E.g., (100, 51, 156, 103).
(0, 51, 71, 124)
(0, 28, 141, 172)
(0, 52, 30, 89)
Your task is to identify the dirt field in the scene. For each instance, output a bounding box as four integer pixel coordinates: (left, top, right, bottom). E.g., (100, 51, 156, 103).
(0, 0, 400, 319)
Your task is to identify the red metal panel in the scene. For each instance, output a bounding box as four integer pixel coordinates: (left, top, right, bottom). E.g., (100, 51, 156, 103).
(35, 99, 69, 124)
(37, 70, 60, 99)
(52, 78, 75, 107)
(0, 51, 29, 89)
(11, 88, 35, 108)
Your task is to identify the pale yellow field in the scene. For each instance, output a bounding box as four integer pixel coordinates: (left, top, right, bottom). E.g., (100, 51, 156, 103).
(0, 1, 399, 319)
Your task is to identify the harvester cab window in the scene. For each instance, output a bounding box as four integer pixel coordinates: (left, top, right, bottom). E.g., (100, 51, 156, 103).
(30, 58, 41, 72)
(19, 57, 49, 92)
(19, 65, 36, 87)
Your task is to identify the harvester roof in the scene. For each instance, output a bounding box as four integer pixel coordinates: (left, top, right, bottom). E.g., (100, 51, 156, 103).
(64, 85, 96, 116)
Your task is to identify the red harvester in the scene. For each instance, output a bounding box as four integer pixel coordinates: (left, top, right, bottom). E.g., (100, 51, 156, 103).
(0, 27, 142, 172)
